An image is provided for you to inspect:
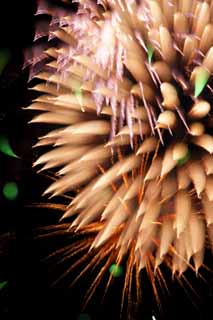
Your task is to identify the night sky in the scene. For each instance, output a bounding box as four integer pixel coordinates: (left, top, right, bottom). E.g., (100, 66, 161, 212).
(0, 1, 212, 319)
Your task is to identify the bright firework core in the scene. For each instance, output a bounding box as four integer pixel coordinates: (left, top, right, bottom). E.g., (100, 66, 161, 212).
(28, 0, 213, 276)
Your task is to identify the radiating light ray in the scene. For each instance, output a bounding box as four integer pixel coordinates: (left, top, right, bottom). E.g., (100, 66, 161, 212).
(56, 240, 92, 266)
(70, 242, 115, 289)
(147, 255, 162, 312)
(32, 219, 212, 320)
(0, 281, 8, 290)
(82, 251, 115, 310)
(41, 242, 81, 262)
(26, 0, 213, 317)
(121, 245, 135, 319)
(25, 202, 67, 211)
(175, 275, 199, 308)
(155, 267, 170, 297)
(51, 247, 91, 287)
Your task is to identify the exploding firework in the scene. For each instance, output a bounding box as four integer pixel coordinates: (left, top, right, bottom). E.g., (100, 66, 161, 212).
(27, 0, 213, 313)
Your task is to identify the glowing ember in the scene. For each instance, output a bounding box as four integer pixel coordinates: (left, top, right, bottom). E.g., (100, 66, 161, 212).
(3, 182, 18, 201)
(109, 264, 123, 277)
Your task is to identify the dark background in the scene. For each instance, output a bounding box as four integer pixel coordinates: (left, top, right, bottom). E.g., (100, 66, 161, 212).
(0, 1, 212, 319)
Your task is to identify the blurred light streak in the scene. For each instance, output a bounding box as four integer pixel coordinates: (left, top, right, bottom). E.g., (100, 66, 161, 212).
(0, 281, 8, 290)
(0, 49, 11, 75)
(0, 135, 17, 158)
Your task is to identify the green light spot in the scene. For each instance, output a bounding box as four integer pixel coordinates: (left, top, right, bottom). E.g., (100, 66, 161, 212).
(147, 43, 154, 64)
(177, 151, 191, 166)
(3, 182, 18, 201)
(75, 87, 83, 107)
(194, 68, 209, 98)
(0, 49, 11, 75)
(75, 87, 82, 97)
(77, 313, 90, 320)
(109, 264, 123, 278)
(0, 281, 8, 290)
(75, 87, 82, 100)
(0, 135, 17, 158)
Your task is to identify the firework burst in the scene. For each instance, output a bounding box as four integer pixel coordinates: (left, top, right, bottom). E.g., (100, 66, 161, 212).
(27, 0, 212, 306)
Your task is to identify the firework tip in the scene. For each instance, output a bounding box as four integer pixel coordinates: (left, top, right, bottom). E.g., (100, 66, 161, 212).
(191, 66, 210, 98)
